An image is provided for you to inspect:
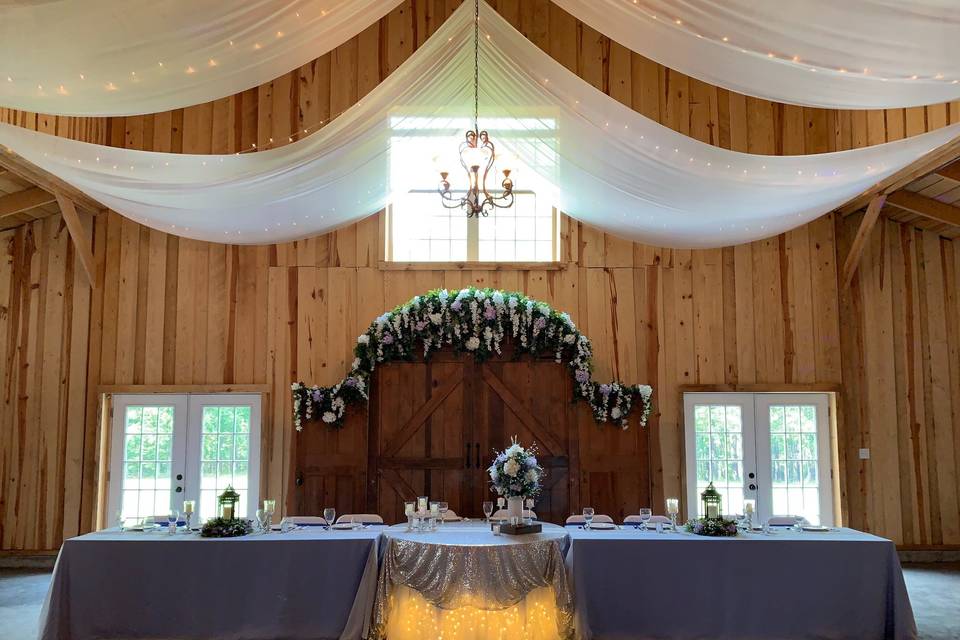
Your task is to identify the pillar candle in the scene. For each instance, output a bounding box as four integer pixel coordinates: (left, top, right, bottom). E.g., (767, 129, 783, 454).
(222, 505, 234, 520)
(182, 500, 194, 515)
(666, 498, 679, 515)
(497, 497, 505, 508)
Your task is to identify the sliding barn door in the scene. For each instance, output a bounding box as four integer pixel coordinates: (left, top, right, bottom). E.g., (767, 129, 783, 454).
(474, 360, 575, 524)
(367, 354, 474, 524)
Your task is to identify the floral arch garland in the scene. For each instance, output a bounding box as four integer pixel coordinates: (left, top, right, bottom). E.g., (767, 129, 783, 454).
(292, 288, 654, 431)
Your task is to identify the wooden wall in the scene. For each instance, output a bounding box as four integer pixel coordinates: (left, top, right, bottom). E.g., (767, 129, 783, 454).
(839, 215, 960, 547)
(1, 0, 960, 552)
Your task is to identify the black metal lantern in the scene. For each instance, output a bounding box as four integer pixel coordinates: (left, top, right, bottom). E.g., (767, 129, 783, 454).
(701, 482, 723, 520)
(218, 485, 241, 520)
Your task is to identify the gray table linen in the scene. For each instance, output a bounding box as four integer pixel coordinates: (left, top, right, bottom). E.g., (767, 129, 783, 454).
(567, 527, 917, 640)
(39, 528, 380, 640)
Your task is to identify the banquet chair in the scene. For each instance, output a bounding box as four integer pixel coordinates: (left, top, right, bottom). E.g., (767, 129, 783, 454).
(492, 509, 536, 520)
(767, 515, 810, 526)
(280, 516, 330, 526)
(334, 514, 384, 525)
(441, 509, 460, 521)
(623, 514, 670, 525)
(565, 514, 614, 525)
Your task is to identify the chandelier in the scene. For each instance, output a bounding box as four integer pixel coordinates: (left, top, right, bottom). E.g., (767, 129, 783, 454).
(437, 0, 514, 217)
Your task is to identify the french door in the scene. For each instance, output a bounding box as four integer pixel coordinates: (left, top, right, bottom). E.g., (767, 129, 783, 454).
(108, 394, 261, 524)
(683, 392, 834, 526)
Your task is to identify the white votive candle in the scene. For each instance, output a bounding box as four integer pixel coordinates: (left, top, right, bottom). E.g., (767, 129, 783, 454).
(404, 503, 414, 517)
(182, 500, 194, 515)
(744, 500, 755, 515)
(497, 497, 505, 508)
(417, 496, 428, 513)
(263, 499, 276, 513)
(666, 498, 679, 515)
(430, 503, 440, 517)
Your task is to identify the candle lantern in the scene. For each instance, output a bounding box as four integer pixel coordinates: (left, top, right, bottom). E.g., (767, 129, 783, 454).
(218, 485, 241, 520)
(700, 482, 723, 520)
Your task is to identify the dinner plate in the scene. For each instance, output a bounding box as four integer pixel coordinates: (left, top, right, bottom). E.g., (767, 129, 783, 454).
(802, 525, 832, 532)
(331, 523, 358, 530)
(585, 522, 616, 530)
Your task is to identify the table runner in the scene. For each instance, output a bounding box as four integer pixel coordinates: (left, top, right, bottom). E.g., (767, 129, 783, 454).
(39, 528, 381, 640)
(567, 527, 917, 640)
(373, 523, 574, 638)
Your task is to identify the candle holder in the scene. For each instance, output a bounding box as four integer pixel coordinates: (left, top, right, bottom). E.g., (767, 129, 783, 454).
(184, 512, 193, 532)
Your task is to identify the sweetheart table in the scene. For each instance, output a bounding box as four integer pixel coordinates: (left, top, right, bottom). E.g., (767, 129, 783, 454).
(373, 522, 574, 640)
(567, 526, 917, 640)
(38, 527, 381, 640)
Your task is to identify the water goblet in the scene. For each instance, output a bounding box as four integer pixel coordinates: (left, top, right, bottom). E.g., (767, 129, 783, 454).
(255, 509, 266, 533)
(439, 502, 449, 527)
(582, 507, 595, 530)
(639, 507, 652, 532)
(323, 507, 336, 530)
(524, 499, 534, 525)
(167, 509, 179, 535)
(482, 501, 493, 523)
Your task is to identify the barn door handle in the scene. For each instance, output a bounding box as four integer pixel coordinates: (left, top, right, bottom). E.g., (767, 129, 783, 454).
(465, 443, 472, 469)
(295, 471, 304, 487)
(475, 442, 480, 469)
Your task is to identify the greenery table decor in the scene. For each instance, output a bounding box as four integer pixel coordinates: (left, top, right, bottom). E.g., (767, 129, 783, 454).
(200, 517, 253, 538)
(685, 517, 739, 537)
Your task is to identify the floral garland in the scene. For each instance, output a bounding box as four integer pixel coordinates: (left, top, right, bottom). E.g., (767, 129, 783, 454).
(200, 517, 254, 538)
(684, 517, 739, 537)
(292, 288, 654, 430)
(488, 439, 543, 498)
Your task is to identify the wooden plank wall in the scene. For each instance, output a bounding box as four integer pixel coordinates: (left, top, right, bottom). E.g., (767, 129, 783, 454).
(838, 216, 960, 547)
(1, 0, 959, 551)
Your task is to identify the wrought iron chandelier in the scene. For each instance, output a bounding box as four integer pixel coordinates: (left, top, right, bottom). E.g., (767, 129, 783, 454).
(437, 0, 514, 217)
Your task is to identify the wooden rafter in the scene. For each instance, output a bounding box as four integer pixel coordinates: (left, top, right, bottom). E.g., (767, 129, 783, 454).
(935, 159, 960, 182)
(0, 186, 55, 219)
(836, 134, 960, 216)
(841, 195, 886, 291)
(55, 193, 96, 288)
(0, 147, 104, 214)
(887, 190, 960, 227)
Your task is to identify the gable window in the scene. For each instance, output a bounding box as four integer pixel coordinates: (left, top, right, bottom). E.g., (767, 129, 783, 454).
(386, 116, 559, 263)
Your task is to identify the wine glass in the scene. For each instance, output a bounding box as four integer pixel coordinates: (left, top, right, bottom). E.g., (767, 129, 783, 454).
(323, 507, 336, 529)
(482, 501, 493, 522)
(639, 507, 652, 531)
(439, 502, 449, 526)
(115, 509, 126, 533)
(167, 509, 179, 535)
(255, 509, 266, 533)
(582, 507, 595, 530)
(524, 498, 535, 525)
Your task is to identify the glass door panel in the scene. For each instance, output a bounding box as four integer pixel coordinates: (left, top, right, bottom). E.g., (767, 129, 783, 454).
(109, 395, 188, 523)
(755, 394, 833, 526)
(683, 393, 756, 519)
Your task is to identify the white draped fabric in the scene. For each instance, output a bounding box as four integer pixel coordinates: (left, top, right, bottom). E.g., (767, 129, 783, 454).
(0, 2, 957, 248)
(0, 0, 402, 116)
(554, 0, 960, 109)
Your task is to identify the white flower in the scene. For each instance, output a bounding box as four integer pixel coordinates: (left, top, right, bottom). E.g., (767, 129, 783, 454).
(503, 459, 521, 477)
(321, 411, 337, 423)
(465, 336, 481, 351)
(611, 407, 622, 419)
(489, 467, 498, 481)
(492, 291, 504, 307)
(291, 383, 300, 390)
(475, 290, 486, 301)
(357, 334, 370, 345)
(429, 313, 442, 325)
(506, 442, 522, 456)
(638, 384, 653, 399)
(525, 469, 539, 483)
(563, 333, 575, 344)
(351, 357, 361, 370)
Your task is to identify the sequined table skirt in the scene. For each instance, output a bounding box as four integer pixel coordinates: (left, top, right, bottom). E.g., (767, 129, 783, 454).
(373, 523, 573, 640)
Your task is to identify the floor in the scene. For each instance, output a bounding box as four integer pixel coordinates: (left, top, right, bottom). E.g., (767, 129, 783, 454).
(1, 564, 958, 639)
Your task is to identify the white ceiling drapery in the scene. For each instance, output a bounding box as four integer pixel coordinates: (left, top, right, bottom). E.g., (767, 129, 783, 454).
(0, 0, 403, 116)
(553, 0, 960, 109)
(0, 1, 957, 248)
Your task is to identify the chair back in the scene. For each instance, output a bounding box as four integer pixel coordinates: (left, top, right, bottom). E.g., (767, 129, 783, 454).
(441, 510, 460, 521)
(623, 514, 670, 524)
(566, 514, 614, 525)
(492, 509, 536, 519)
(280, 516, 329, 526)
(767, 515, 808, 526)
(334, 514, 384, 525)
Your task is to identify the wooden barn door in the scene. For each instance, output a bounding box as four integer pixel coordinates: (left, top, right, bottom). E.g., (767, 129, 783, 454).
(367, 353, 475, 524)
(473, 359, 576, 524)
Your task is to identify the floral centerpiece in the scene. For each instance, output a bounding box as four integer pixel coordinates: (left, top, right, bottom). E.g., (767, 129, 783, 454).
(200, 517, 254, 538)
(684, 517, 738, 537)
(488, 438, 543, 521)
(292, 288, 654, 431)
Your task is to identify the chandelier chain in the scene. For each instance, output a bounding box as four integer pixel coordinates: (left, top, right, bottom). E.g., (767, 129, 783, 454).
(473, 0, 480, 133)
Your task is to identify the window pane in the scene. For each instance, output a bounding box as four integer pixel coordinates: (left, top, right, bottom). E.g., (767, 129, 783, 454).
(768, 404, 822, 524)
(118, 405, 178, 522)
(197, 405, 254, 520)
(690, 403, 746, 517)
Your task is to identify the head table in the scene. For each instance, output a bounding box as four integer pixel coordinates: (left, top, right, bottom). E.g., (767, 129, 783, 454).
(38, 521, 916, 640)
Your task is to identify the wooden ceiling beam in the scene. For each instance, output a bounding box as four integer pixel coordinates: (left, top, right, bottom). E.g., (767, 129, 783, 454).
(935, 159, 960, 182)
(841, 195, 886, 291)
(836, 134, 960, 216)
(54, 193, 96, 288)
(0, 147, 104, 215)
(886, 190, 960, 227)
(0, 186, 55, 219)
